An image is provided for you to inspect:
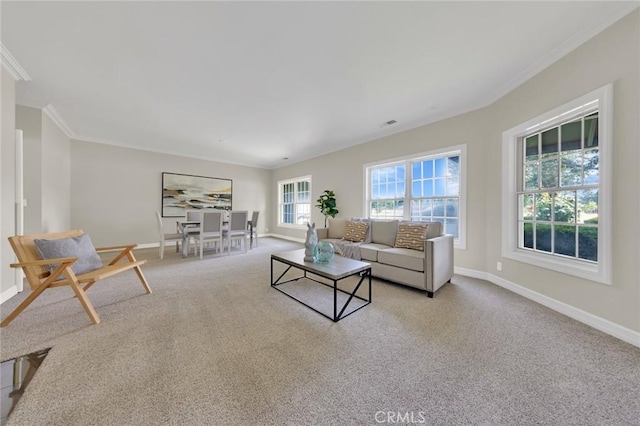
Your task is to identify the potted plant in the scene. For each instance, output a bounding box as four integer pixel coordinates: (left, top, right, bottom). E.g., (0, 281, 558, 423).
(316, 190, 339, 227)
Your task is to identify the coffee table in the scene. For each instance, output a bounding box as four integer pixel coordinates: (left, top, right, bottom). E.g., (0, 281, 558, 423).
(271, 249, 371, 322)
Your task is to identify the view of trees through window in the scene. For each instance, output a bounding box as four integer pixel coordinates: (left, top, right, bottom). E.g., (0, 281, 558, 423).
(519, 112, 599, 261)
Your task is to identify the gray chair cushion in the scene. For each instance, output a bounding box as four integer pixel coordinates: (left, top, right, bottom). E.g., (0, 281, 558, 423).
(34, 233, 103, 275)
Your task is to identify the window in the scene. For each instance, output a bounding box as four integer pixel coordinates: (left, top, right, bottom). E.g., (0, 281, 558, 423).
(502, 84, 612, 284)
(278, 176, 311, 227)
(369, 164, 405, 220)
(365, 145, 466, 248)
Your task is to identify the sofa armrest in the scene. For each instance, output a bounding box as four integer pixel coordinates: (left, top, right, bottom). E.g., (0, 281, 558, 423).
(425, 235, 454, 293)
(317, 228, 328, 240)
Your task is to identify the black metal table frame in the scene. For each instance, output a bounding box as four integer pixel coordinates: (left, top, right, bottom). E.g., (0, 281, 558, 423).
(271, 256, 371, 322)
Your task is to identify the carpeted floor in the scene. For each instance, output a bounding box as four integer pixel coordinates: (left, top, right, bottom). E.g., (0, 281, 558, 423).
(1, 237, 638, 425)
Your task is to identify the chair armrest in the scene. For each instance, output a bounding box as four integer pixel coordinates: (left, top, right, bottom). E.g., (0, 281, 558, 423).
(96, 244, 138, 266)
(95, 244, 137, 252)
(10, 257, 78, 268)
(317, 228, 328, 239)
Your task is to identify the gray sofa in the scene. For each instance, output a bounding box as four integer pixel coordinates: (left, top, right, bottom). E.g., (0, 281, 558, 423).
(316, 218, 454, 297)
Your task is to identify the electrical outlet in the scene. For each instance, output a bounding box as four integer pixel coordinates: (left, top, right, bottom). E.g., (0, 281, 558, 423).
(496, 262, 502, 271)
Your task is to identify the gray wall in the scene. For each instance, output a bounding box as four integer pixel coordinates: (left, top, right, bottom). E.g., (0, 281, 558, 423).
(270, 108, 490, 273)
(486, 11, 639, 333)
(69, 141, 271, 247)
(1, 68, 16, 297)
(271, 10, 640, 332)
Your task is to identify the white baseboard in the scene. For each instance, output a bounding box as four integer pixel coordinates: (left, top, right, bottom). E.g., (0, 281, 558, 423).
(1, 285, 18, 304)
(454, 267, 640, 348)
(268, 233, 305, 244)
(136, 242, 158, 250)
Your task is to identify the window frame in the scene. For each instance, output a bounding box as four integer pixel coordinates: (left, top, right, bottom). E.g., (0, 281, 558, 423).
(363, 144, 467, 249)
(277, 175, 312, 229)
(501, 84, 612, 285)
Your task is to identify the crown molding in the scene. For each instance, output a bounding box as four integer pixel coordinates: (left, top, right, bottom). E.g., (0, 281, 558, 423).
(73, 133, 270, 169)
(43, 104, 76, 138)
(1, 43, 31, 81)
(490, 2, 639, 106)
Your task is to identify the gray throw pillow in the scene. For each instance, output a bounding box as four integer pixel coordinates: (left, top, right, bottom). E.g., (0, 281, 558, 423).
(34, 234, 103, 275)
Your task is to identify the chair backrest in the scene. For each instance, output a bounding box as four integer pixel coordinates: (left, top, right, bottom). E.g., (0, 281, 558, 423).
(229, 211, 248, 232)
(186, 210, 202, 222)
(8, 230, 86, 289)
(201, 211, 223, 233)
(156, 211, 164, 234)
(250, 211, 259, 227)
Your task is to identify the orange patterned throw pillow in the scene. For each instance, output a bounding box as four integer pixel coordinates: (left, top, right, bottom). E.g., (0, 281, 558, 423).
(343, 221, 369, 242)
(394, 223, 428, 251)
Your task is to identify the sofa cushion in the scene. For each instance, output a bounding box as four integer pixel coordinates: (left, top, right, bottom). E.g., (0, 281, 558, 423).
(422, 221, 443, 239)
(327, 217, 349, 239)
(343, 221, 368, 242)
(359, 243, 391, 262)
(394, 222, 428, 251)
(34, 233, 103, 275)
(370, 220, 399, 247)
(350, 217, 372, 243)
(378, 247, 424, 272)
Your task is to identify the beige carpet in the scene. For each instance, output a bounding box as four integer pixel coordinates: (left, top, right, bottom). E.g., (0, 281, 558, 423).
(1, 237, 638, 425)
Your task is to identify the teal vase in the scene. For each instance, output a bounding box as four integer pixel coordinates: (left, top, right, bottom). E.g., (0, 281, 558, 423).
(314, 241, 335, 263)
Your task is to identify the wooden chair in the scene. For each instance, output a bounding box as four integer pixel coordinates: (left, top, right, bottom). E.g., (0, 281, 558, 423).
(1, 230, 152, 327)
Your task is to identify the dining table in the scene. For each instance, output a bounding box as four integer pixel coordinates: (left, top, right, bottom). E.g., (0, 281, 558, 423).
(178, 218, 254, 258)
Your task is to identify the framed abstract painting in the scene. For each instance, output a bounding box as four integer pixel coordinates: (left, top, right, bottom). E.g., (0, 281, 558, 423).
(162, 172, 233, 217)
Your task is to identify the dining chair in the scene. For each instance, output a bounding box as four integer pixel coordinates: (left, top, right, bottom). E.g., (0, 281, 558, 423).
(193, 211, 224, 259)
(156, 211, 183, 259)
(225, 211, 249, 255)
(248, 211, 259, 248)
(178, 210, 204, 256)
(185, 210, 202, 229)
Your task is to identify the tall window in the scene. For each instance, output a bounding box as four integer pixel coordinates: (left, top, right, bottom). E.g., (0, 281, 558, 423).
(410, 156, 460, 238)
(370, 164, 405, 220)
(278, 176, 311, 227)
(502, 84, 612, 284)
(365, 145, 466, 247)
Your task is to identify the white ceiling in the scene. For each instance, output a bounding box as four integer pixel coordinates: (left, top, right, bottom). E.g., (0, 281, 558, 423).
(2, 1, 637, 169)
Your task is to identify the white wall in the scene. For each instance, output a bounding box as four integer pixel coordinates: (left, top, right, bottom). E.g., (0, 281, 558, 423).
(16, 105, 42, 234)
(15, 105, 71, 234)
(41, 111, 70, 232)
(1, 68, 17, 298)
(69, 141, 271, 247)
(272, 10, 640, 333)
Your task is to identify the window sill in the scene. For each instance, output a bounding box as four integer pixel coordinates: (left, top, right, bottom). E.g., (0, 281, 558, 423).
(502, 248, 611, 285)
